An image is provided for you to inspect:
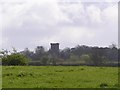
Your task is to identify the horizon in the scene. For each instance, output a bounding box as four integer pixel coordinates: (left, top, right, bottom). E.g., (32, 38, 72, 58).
(0, 43, 118, 52)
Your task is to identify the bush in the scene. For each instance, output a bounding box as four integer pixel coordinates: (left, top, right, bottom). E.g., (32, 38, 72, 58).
(80, 54, 92, 64)
(2, 53, 30, 66)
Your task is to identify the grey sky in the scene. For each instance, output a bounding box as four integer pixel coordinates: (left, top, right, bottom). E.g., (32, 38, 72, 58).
(0, 0, 118, 51)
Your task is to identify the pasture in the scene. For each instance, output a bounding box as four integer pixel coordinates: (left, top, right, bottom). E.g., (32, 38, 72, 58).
(2, 66, 118, 88)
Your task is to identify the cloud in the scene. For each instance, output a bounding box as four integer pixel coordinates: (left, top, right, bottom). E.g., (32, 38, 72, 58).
(102, 4, 118, 24)
(86, 5, 102, 24)
(0, 0, 118, 50)
(0, 5, 2, 48)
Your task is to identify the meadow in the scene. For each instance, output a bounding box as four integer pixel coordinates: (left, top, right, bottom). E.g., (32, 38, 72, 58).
(2, 66, 118, 88)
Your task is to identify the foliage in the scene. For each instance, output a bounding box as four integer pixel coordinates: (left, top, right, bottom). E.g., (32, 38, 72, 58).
(2, 53, 30, 66)
(70, 54, 79, 61)
(41, 56, 49, 65)
(80, 54, 92, 64)
(1, 43, 118, 66)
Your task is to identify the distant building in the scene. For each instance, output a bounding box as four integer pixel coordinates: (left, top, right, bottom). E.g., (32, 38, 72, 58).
(50, 43, 59, 57)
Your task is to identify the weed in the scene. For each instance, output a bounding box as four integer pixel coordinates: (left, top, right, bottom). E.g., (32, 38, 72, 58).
(83, 80, 91, 82)
(60, 80, 63, 82)
(100, 83, 108, 88)
(46, 81, 52, 83)
(81, 68, 84, 70)
(29, 73, 34, 77)
(23, 82, 27, 84)
(17, 71, 27, 77)
(113, 83, 119, 88)
(3, 73, 13, 77)
(8, 80, 14, 84)
(55, 70, 63, 72)
(68, 69, 74, 72)
(99, 67, 104, 69)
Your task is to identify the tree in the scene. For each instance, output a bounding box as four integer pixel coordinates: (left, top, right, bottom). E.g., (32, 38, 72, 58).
(2, 53, 30, 66)
(90, 47, 105, 66)
(33, 46, 45, 61)
(35, 46, 45, 55)
(12, 47, 17, 53)
(109, 43, 117, 49)
(0, 49, 9, 57)
(70, 54, 79, 61)
(60, 48, 71, 60)
(21, 48, 34, 59)
(41, 56, 49, 65)
(80, 54, 91, 64)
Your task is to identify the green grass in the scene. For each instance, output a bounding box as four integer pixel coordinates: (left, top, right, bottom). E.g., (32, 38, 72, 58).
(2, 66, 118, 88)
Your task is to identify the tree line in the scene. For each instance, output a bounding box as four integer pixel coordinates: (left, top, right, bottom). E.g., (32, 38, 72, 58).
(0, 44, 119, 66)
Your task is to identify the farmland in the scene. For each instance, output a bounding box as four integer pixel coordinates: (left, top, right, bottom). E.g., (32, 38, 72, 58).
(2, 66, 118, 88)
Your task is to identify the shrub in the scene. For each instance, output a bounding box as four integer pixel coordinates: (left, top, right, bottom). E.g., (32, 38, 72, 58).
(2, 53, 30, 66)
(100, 83, 108, 88)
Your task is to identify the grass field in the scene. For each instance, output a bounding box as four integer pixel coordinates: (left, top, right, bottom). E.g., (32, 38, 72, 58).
(2, 66, 118, 88)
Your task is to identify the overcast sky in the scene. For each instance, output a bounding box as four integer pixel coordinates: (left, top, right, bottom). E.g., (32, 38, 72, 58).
(0, 0, 118, 51)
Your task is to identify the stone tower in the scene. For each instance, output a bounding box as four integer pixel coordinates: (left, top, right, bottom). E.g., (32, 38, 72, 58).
(50, 43, 59, 56)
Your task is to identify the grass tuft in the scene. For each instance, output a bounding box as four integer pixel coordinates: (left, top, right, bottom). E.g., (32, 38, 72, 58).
(100, 83, 108, 88)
